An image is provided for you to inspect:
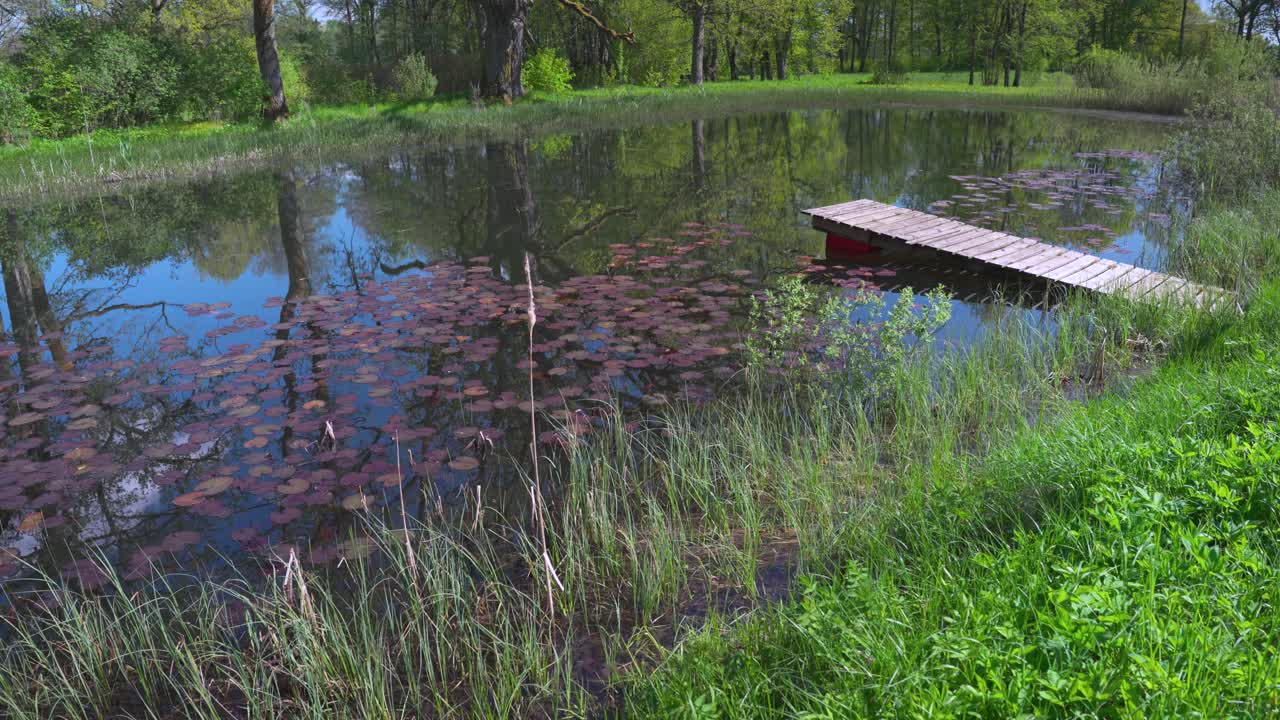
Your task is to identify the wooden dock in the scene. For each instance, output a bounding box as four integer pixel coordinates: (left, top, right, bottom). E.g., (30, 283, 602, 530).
(806, 199, 1230, 309)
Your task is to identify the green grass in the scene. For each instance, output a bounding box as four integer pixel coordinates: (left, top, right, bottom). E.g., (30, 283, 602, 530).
(624, 294, 1280, 716)
(0, 71, 1182, 204)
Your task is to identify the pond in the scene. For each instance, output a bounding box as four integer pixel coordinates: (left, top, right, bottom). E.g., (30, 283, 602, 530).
(0, 107, 1173, 589)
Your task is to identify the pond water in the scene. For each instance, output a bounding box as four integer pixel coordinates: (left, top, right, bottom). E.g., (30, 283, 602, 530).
(0, 107, 1173, 589)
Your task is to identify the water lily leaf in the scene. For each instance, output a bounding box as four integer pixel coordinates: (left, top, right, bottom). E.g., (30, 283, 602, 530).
(448, 456, 480, 471)
(341, 493, 370, 511)
(17, 511, 43, 532)
(172, 491, 207, 508)
(278, 477, 310, 495)
(8, 412, 43, 427)
(194, 476, 234, 495)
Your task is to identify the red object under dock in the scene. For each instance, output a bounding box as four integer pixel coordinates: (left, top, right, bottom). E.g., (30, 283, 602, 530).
(825, 232, 879, 258)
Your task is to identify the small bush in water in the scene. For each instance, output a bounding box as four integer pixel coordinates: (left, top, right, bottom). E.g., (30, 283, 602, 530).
(745, 274, 951, 393)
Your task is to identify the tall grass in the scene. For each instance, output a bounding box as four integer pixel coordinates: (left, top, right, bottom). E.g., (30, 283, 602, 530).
(0, 286, 1224, 718)
(1168, 189, 1280, 297)
(626, 282, 1280, 718)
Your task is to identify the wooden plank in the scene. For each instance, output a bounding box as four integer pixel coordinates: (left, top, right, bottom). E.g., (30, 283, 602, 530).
(813, 216, 875, 239)
(947, 233, 1023, 257)
(1116, 271, 1169, 299)
(1002, 246, 1074, 272)
(1042, 255, 1106, 283)
(805, 199, 873, 216)
(911, 226, 988, 249)
(1147, 277, 1189, 302)
(1057, 259, 1118, 287)
(1081, 264, 1138, 291)
(1022, 251, 1087, 277)
(974, 238, 1042, 263)
(928, 227, 999, 251)
(863, 213, 950, 237)
(1099, 266, 1153, 294)
(905, 219, 971, 243)
(981, 241, 1056, 267)
(825, 204, 905, 225)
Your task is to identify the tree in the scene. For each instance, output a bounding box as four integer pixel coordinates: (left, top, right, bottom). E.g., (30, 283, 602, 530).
(253, 0, 290, 121)
(476, 0, 634, 100)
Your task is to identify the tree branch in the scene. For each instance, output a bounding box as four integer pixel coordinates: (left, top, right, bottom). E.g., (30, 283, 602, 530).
(556, 0, 636, 43)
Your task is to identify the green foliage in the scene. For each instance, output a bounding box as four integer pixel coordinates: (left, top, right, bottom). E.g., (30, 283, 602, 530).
(745, 275, 951, 393)
(392, 53, 438, 101)
(175, 38, 310, 120)
(1072, 46, 1146, 90)
(522, 48, 575, 94)
(19, 16, 179, 135)
(0, 63, 37, 144)
(1169, 92, 1280, 201)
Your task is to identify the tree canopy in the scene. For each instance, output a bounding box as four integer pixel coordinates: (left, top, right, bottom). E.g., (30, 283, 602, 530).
(0, 0, 1274, 138)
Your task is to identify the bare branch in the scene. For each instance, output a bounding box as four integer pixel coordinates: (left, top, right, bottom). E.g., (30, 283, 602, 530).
(556, 0, 636, 43)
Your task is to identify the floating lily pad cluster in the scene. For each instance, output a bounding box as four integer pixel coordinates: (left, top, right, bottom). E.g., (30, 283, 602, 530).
(928, 150, 1162, 253)
(0, 222, 771, 586)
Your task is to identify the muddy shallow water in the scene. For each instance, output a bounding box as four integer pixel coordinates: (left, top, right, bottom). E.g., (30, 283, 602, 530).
(0, 107, 1175, 591)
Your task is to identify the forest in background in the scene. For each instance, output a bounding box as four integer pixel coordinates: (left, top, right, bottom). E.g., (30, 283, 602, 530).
(0, 0, 1277, 141)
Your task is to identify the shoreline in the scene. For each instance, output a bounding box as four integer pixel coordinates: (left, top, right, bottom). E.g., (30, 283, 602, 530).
(0, 73, 1180, 204)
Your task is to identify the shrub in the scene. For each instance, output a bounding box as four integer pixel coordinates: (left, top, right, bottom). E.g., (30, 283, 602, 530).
(75, 31, 180, 128)
(0, 63, 37, 143)
(745, 275, 950, 394)
(1168, 92, 1280, 200)
(522, 48, 574, 94)
(20, 17, 180, 135)
(179, 38, 310, 120)
(279, 51, 312, 110)
(868, 61, 908, 85)
(1072, 46, 1146, 90)
(392, 53, 438, 101)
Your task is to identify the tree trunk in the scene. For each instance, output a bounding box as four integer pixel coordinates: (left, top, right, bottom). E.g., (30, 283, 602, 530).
(2, 252, 40, 379)
(729, 40, 739, 79)
(858, 0, 876, 72)
(762, 51, 772, 80)
(253, 0, 290, 122)
(28, 268, 67, 368)
(691, 119, 706, 190)
(277, 171, 312, 301)
(908, 0, 915, 65)
(774, 31, 791, 80)
(1178, 0, 1188, 58)
(479, 0, 532, 101)
(690, 2, 706, 85)
(967, 15, 976, 85)
(486, 141, 539, 275)
(706, 36, 719, 81)
(1013, 0, 1027, 86)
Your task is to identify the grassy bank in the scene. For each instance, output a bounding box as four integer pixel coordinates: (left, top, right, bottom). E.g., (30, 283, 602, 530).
(0, 72, 1178, 204)
(626, 218, 1280, 715)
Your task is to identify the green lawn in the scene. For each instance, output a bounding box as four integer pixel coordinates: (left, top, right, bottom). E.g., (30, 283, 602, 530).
(0, 72, 1156, 203)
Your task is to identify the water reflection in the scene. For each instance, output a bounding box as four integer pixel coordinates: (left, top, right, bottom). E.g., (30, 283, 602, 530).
(0, 107, 1173, 587)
